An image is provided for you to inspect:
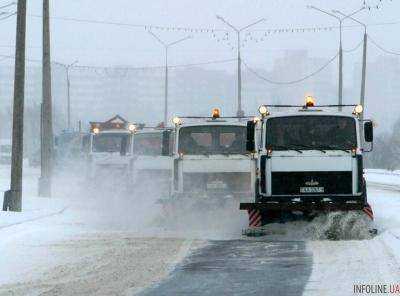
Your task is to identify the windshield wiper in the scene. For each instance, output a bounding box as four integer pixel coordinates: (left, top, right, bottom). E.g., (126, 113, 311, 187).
(318, 145, 350, 153)
(199, 151, 211, 157)
(268, 145, 303, 154)
(287, 143, 326, 153)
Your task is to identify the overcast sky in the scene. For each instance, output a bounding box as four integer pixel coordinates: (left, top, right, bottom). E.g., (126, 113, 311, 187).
(0, 0, 399, 68)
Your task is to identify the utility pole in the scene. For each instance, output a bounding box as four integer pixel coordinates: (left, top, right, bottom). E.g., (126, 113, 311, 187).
(308, 6, 364, 111)
(38, 0, 53, 197)
(216, 16, 266, 117)
(148, 31, 191, 125)
(3, 0, 27, 212)
(333, 10, 367, 121)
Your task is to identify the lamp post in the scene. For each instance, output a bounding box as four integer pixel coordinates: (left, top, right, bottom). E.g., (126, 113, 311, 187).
(308, 6, 365, 111)
(216, 15, 266, 117)
(148, 31, 191, 125)
(333, 10, 367, 120)
(63, 61, 78, 130)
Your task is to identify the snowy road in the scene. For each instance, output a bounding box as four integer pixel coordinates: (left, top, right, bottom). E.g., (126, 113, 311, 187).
(142, 240, 312, 296)
(0, 166, 400, 295)
(139, 185, 400, 296)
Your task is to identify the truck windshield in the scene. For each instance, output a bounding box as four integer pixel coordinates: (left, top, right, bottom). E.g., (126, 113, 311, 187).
(133, 133, 163, 156)
(265, 116, 357, 151)
(92, 133, 130, 153)
(179, 125, 246, 155)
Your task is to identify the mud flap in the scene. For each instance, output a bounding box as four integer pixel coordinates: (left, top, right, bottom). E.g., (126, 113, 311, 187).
(248, 209, 262, 228)
(363, 203, 374, 220)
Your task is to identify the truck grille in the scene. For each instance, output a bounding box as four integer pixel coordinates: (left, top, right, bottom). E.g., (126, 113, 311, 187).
(183, 172, 251, 193)
(271, 171, 352, 195)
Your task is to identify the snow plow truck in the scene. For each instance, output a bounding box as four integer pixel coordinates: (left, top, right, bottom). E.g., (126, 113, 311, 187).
(241, 96, 375, 236)
(159, 108, 256, 217)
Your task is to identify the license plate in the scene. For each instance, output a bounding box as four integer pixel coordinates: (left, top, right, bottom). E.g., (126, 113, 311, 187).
(207, 181, 227, 190)
(300, 187, 324, 193)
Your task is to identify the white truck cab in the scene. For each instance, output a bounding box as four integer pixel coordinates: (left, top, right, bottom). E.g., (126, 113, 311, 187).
(85, 115, 137, 182)
(131, 127, 174, 194)
(241, 97, 374, 227)
(168, 109, 256, 202)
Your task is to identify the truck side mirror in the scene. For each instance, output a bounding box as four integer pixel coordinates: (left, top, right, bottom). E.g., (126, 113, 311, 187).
(246, 120, 256, 153)
(162, 130, 171, 156)
(120, 136, 127, 156)
(364, 121, 373, 143)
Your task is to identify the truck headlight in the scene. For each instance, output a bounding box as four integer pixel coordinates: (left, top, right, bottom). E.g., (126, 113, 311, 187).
(128, 123, 136, 132)
(258, 105, 269, 116)
(172, 116, 182, 125)
(353, 104, 363, 115)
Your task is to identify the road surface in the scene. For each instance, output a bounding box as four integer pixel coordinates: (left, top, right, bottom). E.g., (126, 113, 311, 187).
(0, 167, 399, 296)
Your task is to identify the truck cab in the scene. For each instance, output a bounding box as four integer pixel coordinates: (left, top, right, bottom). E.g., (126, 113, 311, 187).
(241, 98, 374, 227)
(131, 127, 174, 195)
(168, 109, 256, 203)
(85, 115, 137, 183)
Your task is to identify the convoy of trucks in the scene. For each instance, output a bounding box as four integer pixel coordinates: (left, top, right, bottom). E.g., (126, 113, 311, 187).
(44, 96, 375, 236)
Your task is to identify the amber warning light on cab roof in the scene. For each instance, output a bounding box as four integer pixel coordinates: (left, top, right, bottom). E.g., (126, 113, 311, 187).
(212, 108, 221, 119)
(305, 95, 315, 107)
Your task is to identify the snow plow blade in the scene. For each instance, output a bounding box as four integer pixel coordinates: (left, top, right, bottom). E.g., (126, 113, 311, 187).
(240, 201, 365, 212)
(240, 202, 376, 239)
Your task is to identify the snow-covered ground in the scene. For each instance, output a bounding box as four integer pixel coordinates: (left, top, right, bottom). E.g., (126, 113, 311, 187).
(303, 170, 400, 296)
(0, 165, 399, 295)
(0, 165, 199, 295)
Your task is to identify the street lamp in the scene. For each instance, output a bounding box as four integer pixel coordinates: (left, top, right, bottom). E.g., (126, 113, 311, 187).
(148, 31, 192, 125)
(62, 61, 78, 130)
(216, 15, 266, 117)
(308, 6, 365, 111)
(333, 9, 367, 120)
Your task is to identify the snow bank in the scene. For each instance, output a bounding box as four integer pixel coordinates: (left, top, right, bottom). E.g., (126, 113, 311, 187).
(304, 184, 400, 296)
(366, 169, 400, 189)
(0, 197, 68, 229)
(0, 164, 203, 295)
(0, 235, 195, 296)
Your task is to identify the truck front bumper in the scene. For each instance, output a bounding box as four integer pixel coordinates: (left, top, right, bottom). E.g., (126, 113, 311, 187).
(240, 198, 365, 212)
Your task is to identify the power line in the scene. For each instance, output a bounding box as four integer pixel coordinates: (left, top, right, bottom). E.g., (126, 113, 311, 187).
(242, 52, 339, 85)
(368, 34, 400, 56)
(0, 2, 16, 10)
(168, 58, 236, 68)
(363, 0, 394, 10)
(28, 14, 226, 33)
(71, 58, 237, 71)
(0, 53, 41, 63)
(0, 54, 237, 70)
(343, 39, 364, 53)
(0, 11, 15, 21)
(26, 13, 400, 40)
